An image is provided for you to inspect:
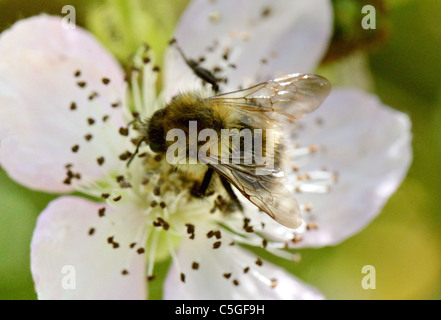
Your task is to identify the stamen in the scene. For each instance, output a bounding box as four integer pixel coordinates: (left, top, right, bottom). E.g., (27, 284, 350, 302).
(147, 228, 160, 278)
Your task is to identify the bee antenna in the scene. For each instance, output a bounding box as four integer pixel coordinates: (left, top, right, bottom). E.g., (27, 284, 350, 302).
(127, 137, 148, 167)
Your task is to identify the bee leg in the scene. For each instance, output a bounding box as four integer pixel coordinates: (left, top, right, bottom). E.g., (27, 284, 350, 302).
(191, 167, 214, 198)
(126, 137, 147, 167)
(219, 176, 243, 212)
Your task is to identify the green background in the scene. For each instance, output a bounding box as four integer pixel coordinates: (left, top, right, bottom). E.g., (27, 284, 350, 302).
(0, 0, 440, 300)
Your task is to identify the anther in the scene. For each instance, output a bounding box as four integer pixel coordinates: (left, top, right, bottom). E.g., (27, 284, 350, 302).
(119, 127, 129, 136)
(306, 222, 318, 230)
(77, 81, 86, 88)
(292, 234, 303, 243)
(88, 92, 99, 101)
(143, 57, 151, 64)
(192, 262, 199, 270)
(119, 151, 132, 161)
(261, 7, 272, 18)
(102, 78, 110, 85)
(88, 228, 95, 236)
(98, 207, 106, 217)
(70, 102, 77, 111)
(71, 145, 80, 153)
(213, 241, 221, 249)
(186, 224, 195, 235)
(97, 157, 105, 166)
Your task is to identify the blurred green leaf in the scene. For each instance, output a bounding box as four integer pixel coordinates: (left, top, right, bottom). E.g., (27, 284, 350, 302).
(0, 170, 56, 300)
(85, 0, 189, 66)
(370, 0, 441, 103)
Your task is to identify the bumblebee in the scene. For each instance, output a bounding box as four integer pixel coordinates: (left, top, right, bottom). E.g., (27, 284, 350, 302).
(130, 51, 331, 229)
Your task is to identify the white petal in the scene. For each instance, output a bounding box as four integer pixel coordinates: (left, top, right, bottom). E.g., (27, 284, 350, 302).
(31, 196, 147, 300)
(164, 0, 332, 98)
(163, 227, 323, 300)
(0, 15, 129, 193)
(285, 88, 412, 247)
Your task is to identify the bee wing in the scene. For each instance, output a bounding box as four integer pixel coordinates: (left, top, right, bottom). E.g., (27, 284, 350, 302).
(207, 73, 331, 118)
(209, 162, 302, 229)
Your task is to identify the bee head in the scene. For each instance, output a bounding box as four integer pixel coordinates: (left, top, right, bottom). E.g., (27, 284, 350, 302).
(145, 108, 168, 153)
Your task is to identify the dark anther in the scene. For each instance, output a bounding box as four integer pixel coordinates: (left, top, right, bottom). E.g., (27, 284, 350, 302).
(98, 207, 106, 217)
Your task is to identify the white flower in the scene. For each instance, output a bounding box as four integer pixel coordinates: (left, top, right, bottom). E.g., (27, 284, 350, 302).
(0, 0, 411, 300)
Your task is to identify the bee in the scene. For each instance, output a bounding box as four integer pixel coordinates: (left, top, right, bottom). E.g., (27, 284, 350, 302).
(130, 51, 331, 229)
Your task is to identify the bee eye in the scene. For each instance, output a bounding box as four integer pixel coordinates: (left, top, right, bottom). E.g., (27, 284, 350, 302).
(147, 109, 167, 153)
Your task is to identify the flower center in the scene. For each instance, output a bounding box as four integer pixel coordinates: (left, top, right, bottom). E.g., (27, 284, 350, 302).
(62, 42, 338, 289)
